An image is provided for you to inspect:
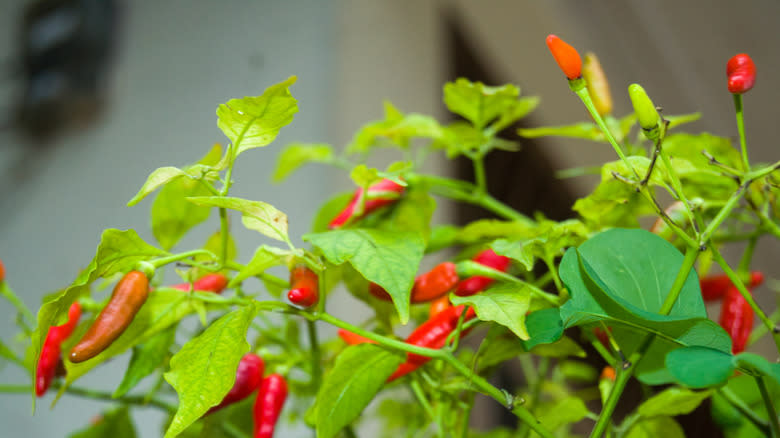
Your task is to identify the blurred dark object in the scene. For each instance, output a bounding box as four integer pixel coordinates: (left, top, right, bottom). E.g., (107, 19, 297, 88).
(15, 0, 119, 140)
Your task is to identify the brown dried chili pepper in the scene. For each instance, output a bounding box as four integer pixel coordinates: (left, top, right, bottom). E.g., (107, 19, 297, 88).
(36, 302, 81, 396)
(328, 178, 405, 229)
(69, 271, 149, 363)
(253, 373, 288, 438)
(170, 273, 228, 294)
(370, 262, 459, 304)
(207, 353, 265, 415)
(286, 265, 319, 308)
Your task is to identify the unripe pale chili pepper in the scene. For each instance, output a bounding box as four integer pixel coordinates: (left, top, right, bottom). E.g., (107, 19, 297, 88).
(454, 249, 510, 297)
(70, 270, 149, 363)
(170, 273, 228, 294)
(207, 353, 264, 414)
(545, 34, 582, 80)
(583, 52, 613, 117)
(370, 262, 459, 304)
(36, 302, 81, 396)
(286, 265, 319, 308)
(719, 286, 755, 354)
(701, 271, 763, 302)
(253, 374, 288, 438)
(726, 53, 756, 94)
(387, 305, 476, 382)
(628, 83, 660, 131)
(328, 178, 405, 229)
(337, 329, 377, 345)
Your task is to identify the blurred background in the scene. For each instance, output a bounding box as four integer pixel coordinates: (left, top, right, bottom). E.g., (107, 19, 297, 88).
(1, 0, 779, 436)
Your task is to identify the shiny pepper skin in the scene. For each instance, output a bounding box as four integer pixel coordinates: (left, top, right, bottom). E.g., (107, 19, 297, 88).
(628, 83, 660, 131)
(726, 53, 756, 94)
(701, 271, 763, 302)
(719, 286, 755, 354)
(36, 302, 81, 396)
(387, 305, 476, 382)
(171, 273, 228, 294)
(287, 265, 319, 308)
(328, 178, 405, 229)
(208, 354, 264, 414)
(454, 249, 510, 297)
(70, 271, 149, 363)
(254, 374, 288, 438)
(370, 262, 459, 303)
(338, 328, 377, 345)
(428, 295, 451, 319)
(546, 34, 582, 80)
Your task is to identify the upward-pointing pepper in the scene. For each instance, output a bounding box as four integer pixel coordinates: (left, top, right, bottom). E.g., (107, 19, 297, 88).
(628, 84, 660, 132)
(726, 53, 756, 94)
(546, 34, 582, 80)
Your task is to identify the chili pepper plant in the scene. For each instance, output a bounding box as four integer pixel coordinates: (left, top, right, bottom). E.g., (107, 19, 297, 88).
(1, 35, 779, 438)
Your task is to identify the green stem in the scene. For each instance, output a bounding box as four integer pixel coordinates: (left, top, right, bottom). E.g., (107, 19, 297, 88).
(0, 283, 35, 326)
(733, 94, 750, 171)
(543, 256, 564, 294)
(658, 144, 702, 235)
(219, 207, 230, 266)
(473, 155, 487, 194)
(737, 235, 758, 275)
(455, 261, 560, 306)
(710, 247, 780, 351)
(700, 182, 748, 245)
(410, 379, 436, 421)
(150, 250, 216, 269)
(307, 320, 322, 390)
(48, 382, 177, 413)
(748, 309, 780, 346)
(718, 387, 771, 435)
(756, 376, 780, 438)
(519, 357, 550, 438)
(0, 384, 32, 393)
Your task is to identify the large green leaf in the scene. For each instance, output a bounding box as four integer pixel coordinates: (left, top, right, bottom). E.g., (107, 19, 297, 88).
(348, 101, 445, 153)
(559, 229, 731, 384)
(315, 344, 404, 438)
(228, 245, 290, 287)
(67, 406, 137, 438)
(187, 196, 288, 242)
(520, 308, 563, 350)
(152, 174, 212, 250)
(666, 347, 780, 389)
(450, 283, 531, 340)
(272, 142, 333, 182)
(374, 187, 435, 243)
(216, 76, 298, 157)
(637, 387, 712, 417)
(164, 304, 257, 438)
(535, 396, 589, 431)
(113, 324, 177, 397)
(443, 79, 537, 130)
(304, 229, 425, 323)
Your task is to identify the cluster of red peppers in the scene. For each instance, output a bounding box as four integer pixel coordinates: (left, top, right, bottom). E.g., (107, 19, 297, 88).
(702, 271, 764, 354)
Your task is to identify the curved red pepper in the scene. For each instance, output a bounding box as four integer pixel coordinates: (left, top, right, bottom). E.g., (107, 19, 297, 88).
(328, 178, 405, 229)
(387, 305, 476, 382)
(287, 265, 319, 308)
(700, 271, 763, 302)
(719, 286, 755, 354)
(726, 53, 756, 94)
(337, 329, 377, 345)
(170, 273, 228, 294)
(253, 374, 288, 438)
(36, 302, 81, 396)
(546, 34, 582, 80)
(208, 353, 264, 414)
(370, 262, 459, 304)
(454, 249, 510, 297)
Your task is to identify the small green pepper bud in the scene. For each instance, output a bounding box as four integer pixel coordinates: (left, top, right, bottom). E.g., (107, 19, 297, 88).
(628, 83, 659, 132)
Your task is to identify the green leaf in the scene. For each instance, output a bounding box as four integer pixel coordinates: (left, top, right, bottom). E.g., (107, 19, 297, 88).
(152, 174, 212, 250)
(625, 416, 685, 438)
(559, 361, 598, 383)
(443, 79, 536, 130)
(535, 396, 589, 430)
(491, 219, 588, 271)
(665, 346, 734, 388)
(456, 219, 535, 244)
(0, 338, 22, 367)
(304, 229, 425, 323)
(113, 324, 177, 397)
(374, 188, 436, 243)
(734, 353, 780, 384)
(348, 102, 445, 153)
(311, 192, 353, 233)
(0, 281, 35, 325)
(529, 336, 586, 358)
(216, 76, 298, 157)
(67, 406, 137, 438)
(202, 230, 237, 263)
(229, 245, 289, 287)
(518, 122, 603, 142)
(315, 344, 404, 438)
(273, 143, 333, 182)
(127, 167, 188, 206)
(638, 387, 713, 417)
(187, 196, 288, 242)
(520, 308, 563, 350)
(450, 283, 531, 340)
(559, 229, 731, 384)
(164, 304, 258, 438)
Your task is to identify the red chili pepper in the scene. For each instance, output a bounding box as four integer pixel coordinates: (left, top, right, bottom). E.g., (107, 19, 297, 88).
(328, 178, 405, 229)
(454, 249, 510, 297)
(600, 366, 616, 382)
(0, 258, 5, 282)
(36, 302, 81, 396)
(387, 305, 476, 382)
(545, 34, 582, 80)
(286, 265, 319, 308)
(253, 374, 288, 438)
(369, 262, 459, 304)
(700, 271, 763, 302)
(70, 271, 149, 363)
(593, 326, 612, 349)
(207, 354, 264, 415)
(337, 329, 377, 345)
(170, 273, 229, 294)
(719, 286, 755, 354)
(726, 53, 756, 94)
(428, 295, 451, 319)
